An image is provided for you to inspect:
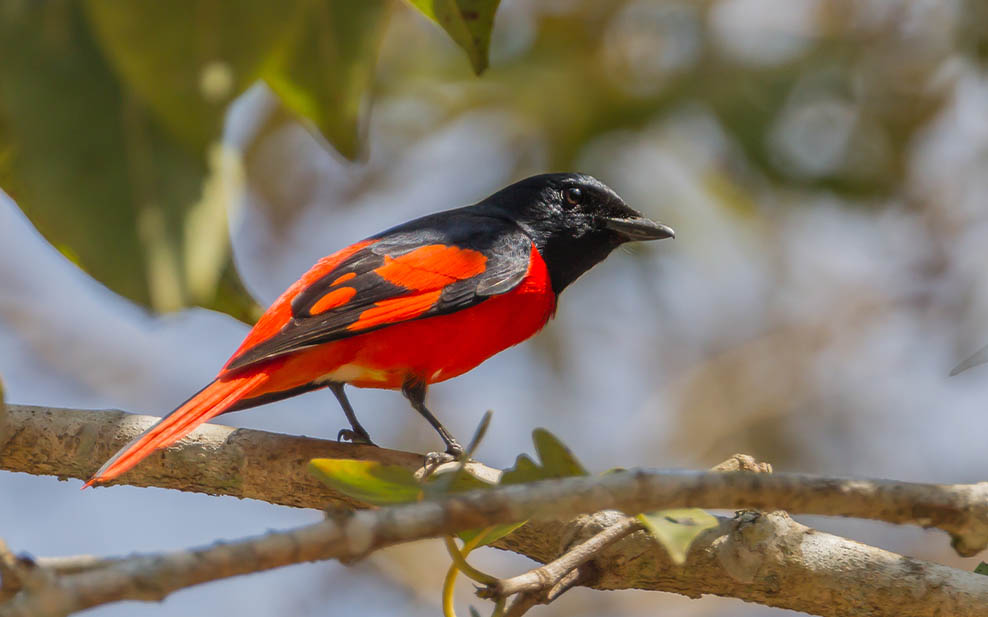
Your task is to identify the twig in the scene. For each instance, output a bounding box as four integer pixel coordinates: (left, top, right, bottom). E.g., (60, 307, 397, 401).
(487, 517, 641, 601)
(503, 592, 539, 617)
(33, 556, 118, 576)
(481, 454, 771, 615)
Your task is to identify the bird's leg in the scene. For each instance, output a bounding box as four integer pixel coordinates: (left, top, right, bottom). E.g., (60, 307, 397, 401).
(401, 378, 464, 459)
(328, 382, 375, 446)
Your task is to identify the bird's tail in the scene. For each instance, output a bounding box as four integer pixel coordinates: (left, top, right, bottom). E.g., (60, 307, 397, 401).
(83, 371, 269, 488)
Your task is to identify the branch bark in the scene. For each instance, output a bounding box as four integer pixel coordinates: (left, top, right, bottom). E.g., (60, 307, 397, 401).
(0, 404, 423, 509)
(3, 404, 988, 617)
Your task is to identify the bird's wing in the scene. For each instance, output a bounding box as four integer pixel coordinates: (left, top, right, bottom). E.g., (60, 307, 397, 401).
(223, 214, 534, 373)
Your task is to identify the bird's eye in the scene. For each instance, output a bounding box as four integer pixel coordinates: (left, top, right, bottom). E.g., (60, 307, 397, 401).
(564, 187, 582, 206)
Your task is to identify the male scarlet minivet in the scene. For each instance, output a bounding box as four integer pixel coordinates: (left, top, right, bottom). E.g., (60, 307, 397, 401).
(86, 173, 674, 487)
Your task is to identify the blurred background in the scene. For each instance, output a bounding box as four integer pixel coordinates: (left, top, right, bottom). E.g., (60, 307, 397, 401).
(2, 0, 988, 615)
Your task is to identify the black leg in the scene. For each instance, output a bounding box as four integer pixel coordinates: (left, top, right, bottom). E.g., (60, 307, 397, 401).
(401, 379, 464, 456)
(328, 382, 375, 446)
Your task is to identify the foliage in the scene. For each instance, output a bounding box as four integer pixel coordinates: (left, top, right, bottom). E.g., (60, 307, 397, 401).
(308, 425, 590, 549)
(2, 1, 974, 324)
(637, 508, 718, 565)
(407, 0, 501, 74)
(0, 0, 494, 318)
(311, 425, 720, 615)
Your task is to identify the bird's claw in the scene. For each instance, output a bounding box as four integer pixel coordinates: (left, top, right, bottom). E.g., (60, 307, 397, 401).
(337, 428, 375, 446)
(421, 450, 461, 476)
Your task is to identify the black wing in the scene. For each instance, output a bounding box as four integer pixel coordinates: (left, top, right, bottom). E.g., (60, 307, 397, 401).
(225, 212, 534, 372)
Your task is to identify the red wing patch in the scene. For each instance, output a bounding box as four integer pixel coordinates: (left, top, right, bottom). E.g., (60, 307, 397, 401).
(222, 223, 533, 374)
(374, 245, 487, 290)
(224, 239, 374, 368)
(330, 272, 357, 286)
(309, 286, 358, 315)
(342, 245, 486, 332)
(348, 289, 443, 332)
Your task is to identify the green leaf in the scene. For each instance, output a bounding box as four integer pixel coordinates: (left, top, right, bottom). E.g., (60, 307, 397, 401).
(975, 562, 988, 576)
(0, 3, 174, 308)
(499, 453, 544, 485)
(264, 0, 391, 160)
(638, 509, 719, 566)
(406, 0, 501, 74)
(309, 459, 422, 505)
(464, 427, 590, 547)
(424, 463, 493, 499)
(532, 428, 588, 478)
(423, 456, 526, 548)
(0, 3, 258, 318)
(458, 521, 526, 548)
(84, 0, 298, 153)
(499, 429, 588, 486)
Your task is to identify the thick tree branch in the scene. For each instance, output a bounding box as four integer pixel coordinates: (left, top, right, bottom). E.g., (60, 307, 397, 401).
(3, 404, 988, 617)
(486, 457, 771, 615)
(0, 405, 423, 509)
(3, 498, 988, 616)
(3, 405, 987, 552)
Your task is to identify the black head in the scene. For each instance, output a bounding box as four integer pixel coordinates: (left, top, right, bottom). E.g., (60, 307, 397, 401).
(478, 173, 674, 294)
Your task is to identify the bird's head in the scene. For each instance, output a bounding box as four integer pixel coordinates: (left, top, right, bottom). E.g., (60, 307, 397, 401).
(483, 173, 674, 293)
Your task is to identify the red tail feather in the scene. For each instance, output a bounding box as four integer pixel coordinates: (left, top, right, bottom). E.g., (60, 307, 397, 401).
(83, 372, 268, 488)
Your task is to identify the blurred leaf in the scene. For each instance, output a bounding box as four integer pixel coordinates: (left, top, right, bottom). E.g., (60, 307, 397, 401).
(425, 464, 494, 497)
(264, 0, 391, 160)
(0, 2, 171, 307)
(499, 453, 543, 485)
(0, 2, 263, 318)
(462, 410, 493, 459)
(975, 562, 988, 576)
(426, 424, 579, 549)
(84, 0, 297, 153)
(0, 0, 395, 319)
(532, 428, 588, 478)
(951, 343, 988, 376)
(637, 509, 718, 566)
(309, 459, 422, 505)
(406, 0, 501, 74)
(458, 521, 525, 548)
(425, 460, 525, 547)
(308, 429, 582, 546)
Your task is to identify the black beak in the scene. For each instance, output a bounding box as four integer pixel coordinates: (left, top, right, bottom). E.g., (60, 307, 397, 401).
(604, 217, 675, 241)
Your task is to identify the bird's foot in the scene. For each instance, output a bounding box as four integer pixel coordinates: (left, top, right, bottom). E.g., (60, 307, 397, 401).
(337, 428, 376, 447)
(419, 450, 458, 477)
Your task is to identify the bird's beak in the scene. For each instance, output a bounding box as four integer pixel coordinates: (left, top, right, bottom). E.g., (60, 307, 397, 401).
(604, 216, 675, 241)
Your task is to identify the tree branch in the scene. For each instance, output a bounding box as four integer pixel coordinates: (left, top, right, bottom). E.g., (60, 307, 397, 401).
(485, 515, 643, 617)
(3, 404, 988, 617)
(0, 404, 423, 509)
(484, 457, 771, 615)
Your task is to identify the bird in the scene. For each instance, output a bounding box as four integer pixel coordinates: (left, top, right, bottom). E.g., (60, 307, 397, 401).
(84, 173, 674, 487)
